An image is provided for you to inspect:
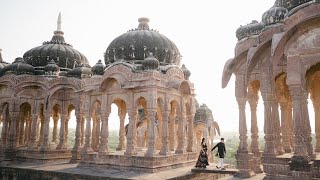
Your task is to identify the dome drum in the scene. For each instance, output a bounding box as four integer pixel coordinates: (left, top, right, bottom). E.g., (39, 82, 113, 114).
(236, 20, 265, 41)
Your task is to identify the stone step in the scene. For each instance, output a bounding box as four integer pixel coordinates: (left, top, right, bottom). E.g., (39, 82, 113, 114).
(191, 167, 239, 174)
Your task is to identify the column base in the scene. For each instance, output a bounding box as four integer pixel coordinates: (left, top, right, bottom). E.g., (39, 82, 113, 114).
(124, 150, 137, 156)
(116, 143, 125, 151)
(289, 156, 312, 171)
(235, 152, 255, 178)
(145, 149, 156, 157)
(159, 146, 170, 155)
(175, 149, 186, 154)
(56, 143, 68, 150)
(70, 149, 82, 163)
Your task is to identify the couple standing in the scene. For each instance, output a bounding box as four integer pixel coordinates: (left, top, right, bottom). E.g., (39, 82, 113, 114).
(195, 138, 226, 170)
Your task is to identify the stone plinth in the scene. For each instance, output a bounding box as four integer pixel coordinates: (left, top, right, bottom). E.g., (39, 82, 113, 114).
(262, 153, 292, 179)
(17, 149, 72, 163)
(235, 152, 255, 178)
(78, 151, 197, 173)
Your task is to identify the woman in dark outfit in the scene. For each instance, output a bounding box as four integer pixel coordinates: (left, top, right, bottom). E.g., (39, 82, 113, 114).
(195, 138, 209, 168)
(211, 138, 226, 170)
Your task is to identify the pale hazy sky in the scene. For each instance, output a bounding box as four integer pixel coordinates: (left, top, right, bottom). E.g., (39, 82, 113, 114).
(1, 0, 315, 135)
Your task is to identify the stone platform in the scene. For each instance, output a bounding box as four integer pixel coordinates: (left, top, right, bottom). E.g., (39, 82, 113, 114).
(79, 150, 198, 172)
(15, 148, 72, 163)
(0, 162, 229, 180)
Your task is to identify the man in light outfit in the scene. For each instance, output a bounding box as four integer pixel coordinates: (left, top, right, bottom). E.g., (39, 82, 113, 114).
(211, 138, 226, 170)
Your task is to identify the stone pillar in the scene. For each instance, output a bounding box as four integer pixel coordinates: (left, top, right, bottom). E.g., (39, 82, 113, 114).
(301, 93, 314, 159)
(272, 100, 284, 155)
(145, 109, 157, 157)
(95, 115, 101, 151)
(71, 110, 83, 162)
(28, 113, 39, 149)
(287, 103, 294, 148)
(99, 111, 110, 155)
(125, 109, 137, 156)
(7, 112, 18, 149)
(169, 111, 175, 151)
(1, 109, 9, 147)
(24, 115, 31, 145)
(314, 102, 320, 152)
(175, 110, 186, 154)
(117, 111, 126, 151)
(288, 85, 311, 177)
(38, 115, 44, 146)
(80, 117, 85, 147)
(160, 109, 170, 155)
(91, 116, 97, 151)
(40, 112, 51, 150)
(52, 115, 59, 144)
(56, 110, 67, 149)
(19, 115, 25, 146)
(187, 112, 194, 152)
(83, 113, 92, 153)
(235, 97, 254, 178)
(248, 98, 262, 173)
(280, 102, 292, 153)
(261, 93, 277, 157)
(64, 116, 70, 149)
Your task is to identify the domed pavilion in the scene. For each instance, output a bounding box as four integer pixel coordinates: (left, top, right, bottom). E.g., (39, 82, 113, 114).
(0, 14, 200, 173)
(223, 0, 320, 179)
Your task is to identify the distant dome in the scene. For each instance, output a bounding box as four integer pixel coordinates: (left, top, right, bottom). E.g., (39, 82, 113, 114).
(92, 60, 105, 75)
(0, 57, 35, 76)
(194, 104, 214, 125)
(68, 64, 92, 78)
(262, 6, 288, 27)
(23, 13, 88, 70)
(104, 17, 181, 67)
(274, 0, 313, 11)
(236, 20, 265, 41)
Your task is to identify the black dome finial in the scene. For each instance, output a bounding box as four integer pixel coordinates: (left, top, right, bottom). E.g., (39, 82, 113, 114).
(138, 17, 150, 30)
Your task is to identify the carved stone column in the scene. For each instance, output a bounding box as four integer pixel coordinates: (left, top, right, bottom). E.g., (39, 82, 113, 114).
(145, 109, 157, 157)
(95, 115, 101, 152)
(71, 110, 83, 162)
(280, 102, 291, 153)
(235, 97, 254, 178)
(187, 112, 194, 152)
(1, 109, 9, 147)
(24, 115, 31, 145)
(56, 111, 67, 149)
(38, 115, 44, 146)
(287, 103, 294, 148)
(117, 111, 126, 151)
(28, 113, 39, 149)
(272, 100, 284, 155)
(261, 93, 277, 157)
(314, 102, 320, 152)
(19, 115, 25, 146)
(248, 97, 262, 173)
(64, 116, 70, 149)
(91, 116, 97, 151)
(40, 112, 51, 150)
(301, 93, 314, 159)
(160, 110, 170, 155)
(175, 110, 186, 154)
(169, 111, 175, 151)
(52, 115, 59, 144)
(83, 113, 93, 153)
(125, 109, 137, 156)
(7, 112, 18, 149)
(288, 85, 311, 175)
(80, 116, 85, 147)
(98, 111, 110, 155)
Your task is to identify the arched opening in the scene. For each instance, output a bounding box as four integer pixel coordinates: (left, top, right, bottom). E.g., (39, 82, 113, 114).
(0, 102, 10, 147)
(306, 62, 320, 152)
(169, 100, 179, 152)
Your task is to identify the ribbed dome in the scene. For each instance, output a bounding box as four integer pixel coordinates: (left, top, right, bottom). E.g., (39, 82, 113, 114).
(194, 104, 214, 124)
(262, 6, 288, 26)
(23, 13, 88, 70)
(274, 0, 313, 11)
(236, 20, 265, 41)
(0, 57, 35, 76)
(104, 17, 181, 67)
